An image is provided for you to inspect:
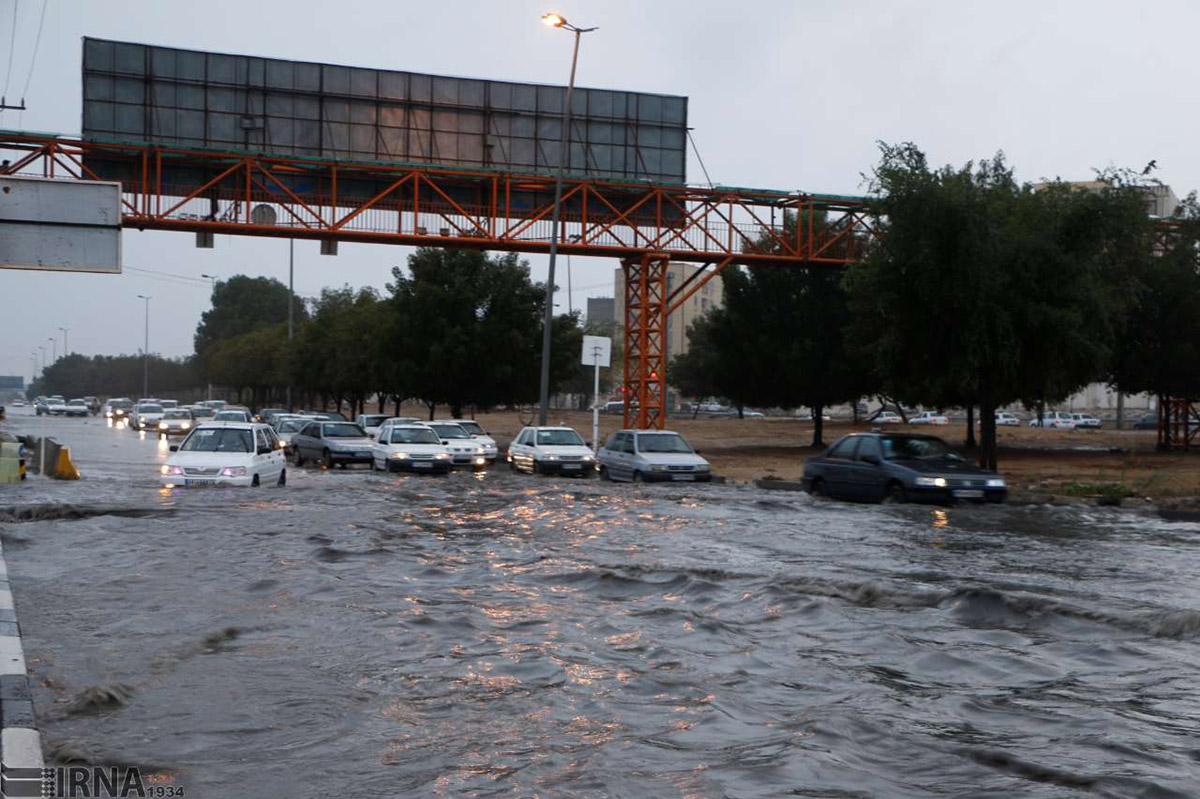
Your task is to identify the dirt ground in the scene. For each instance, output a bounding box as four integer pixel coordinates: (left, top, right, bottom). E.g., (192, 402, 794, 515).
(403, 405, 1200, 506)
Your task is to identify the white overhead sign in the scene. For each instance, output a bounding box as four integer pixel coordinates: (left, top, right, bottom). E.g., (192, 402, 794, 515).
(581, 335, 612, 368)
(0, 175, 122, 273)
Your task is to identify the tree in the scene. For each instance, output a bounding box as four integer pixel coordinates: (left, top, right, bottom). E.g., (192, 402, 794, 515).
(846, 143, 1149, 469)
(194, 275, 307, 355)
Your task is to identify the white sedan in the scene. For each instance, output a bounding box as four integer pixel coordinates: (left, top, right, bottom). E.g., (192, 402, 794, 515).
(371, 424, 454, 473)
(908, 411, 948, 425)
(874, 411, 904, 424)
(995, 412, 1021, 426)
(160, 422, 287, 487)
(1030, 412, 1077, 430)
(437, 419, 499, 462)
(507, 426, 596, 476)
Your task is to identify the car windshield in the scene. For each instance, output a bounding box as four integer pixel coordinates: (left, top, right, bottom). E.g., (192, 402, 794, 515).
(455, 421, 485, 436)
(164, 410, 191, 419)
(191, 407, 215, 418)
(137, 404, 163, 413)
(881, 436, 958, 460)
(278, 420, 306, 433)
(359, 415, 389, 427)
(68, 400, 86, 406)
(430, 424, 469, 439)
(537, 429, 584, 446)
(390, 428, 441, 444)
(636, 433, 693, 453)
(179, 428, 253, 453)
(322, 423, 365, 438)
(214, 411, 248, 421)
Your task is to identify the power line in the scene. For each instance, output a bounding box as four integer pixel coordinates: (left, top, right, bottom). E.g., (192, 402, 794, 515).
(124, 265, 211, 284)
(1, 0, 18, 107)
(18, 0, 44, 102)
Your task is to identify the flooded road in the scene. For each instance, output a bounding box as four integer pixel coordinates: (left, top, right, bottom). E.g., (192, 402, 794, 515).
(2, 412, 1200, 798)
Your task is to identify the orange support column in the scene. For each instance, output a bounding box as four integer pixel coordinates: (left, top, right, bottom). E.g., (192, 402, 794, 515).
(622, 253, 669, 430)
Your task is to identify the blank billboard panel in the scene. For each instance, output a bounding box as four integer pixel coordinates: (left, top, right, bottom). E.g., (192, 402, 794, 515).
(81, 38, 688, 184)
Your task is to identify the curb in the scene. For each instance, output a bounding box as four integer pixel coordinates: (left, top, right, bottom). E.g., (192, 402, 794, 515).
(0, 533, 43, 790)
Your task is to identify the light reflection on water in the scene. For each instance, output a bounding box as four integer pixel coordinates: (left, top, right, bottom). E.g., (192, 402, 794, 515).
(7, 418, 1200, 798)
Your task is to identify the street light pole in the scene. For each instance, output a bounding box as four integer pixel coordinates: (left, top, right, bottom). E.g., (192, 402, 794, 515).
(137, 295, 152, 398)
(59, 327, 68, 357)
(537, 12, 597, 426)
(287, 238, 295, 411)
(38, 346, 45, 371)
(48, 337, 55, 363)
(201, 275, 217, 401)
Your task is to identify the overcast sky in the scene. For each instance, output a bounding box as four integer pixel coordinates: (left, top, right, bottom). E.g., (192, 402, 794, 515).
(2, 0, 1198, 381)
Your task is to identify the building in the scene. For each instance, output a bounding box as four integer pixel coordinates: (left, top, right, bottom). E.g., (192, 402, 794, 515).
(612, 263, 724, 360)
(585, 297, 615, 326)
(1031, 180, 1180, 218)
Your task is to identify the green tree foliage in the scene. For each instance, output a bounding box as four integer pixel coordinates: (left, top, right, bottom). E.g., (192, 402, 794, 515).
(32, 353, 200, 399)
(846, 144, 1151, 469)
(206, 324, 288, 407)
(194, 275, 307, 355)
(291, 287, 383, 415)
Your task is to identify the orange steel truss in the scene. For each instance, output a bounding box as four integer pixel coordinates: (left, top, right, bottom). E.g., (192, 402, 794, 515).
(1158, 398, 1199, 450)
(0, 132, 875, 428)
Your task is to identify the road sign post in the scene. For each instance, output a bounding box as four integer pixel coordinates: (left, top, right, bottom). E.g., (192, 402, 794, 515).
(581, 335, 612, 453)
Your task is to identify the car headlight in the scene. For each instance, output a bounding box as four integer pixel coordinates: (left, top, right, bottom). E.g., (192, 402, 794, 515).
(390, 452, 410, 459)
(650, 464, 669, 471)
(474, 457, 486, 465)
(582, 455, 595, 462)
(181, 422, 190, 429)
(696, 463, 710, 471)
(545, 454, 559, 461)
(985, 478, 1006, 488)
(158, 422, 168, 429)
(435, 453, 451, 460)
(914, 476, 948, 488)
(160, 464, 183, 475)
(219, 466, 247, 477)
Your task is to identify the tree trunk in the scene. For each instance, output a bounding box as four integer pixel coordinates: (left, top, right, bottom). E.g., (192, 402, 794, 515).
(812, 403, 825, 447)
(1036, 400, 1045, 428)
(1115, 391, 1124, 431)
(852, 401, 860, 425)
(393, 396, 401, 417)
(736, 404, 744, 419)
(979, 396, 998, 471)
(427, 401, 436, 421)
(964, 406, 976, 449)
(450, 402, 463, 419)
(377, 393, 385, 413)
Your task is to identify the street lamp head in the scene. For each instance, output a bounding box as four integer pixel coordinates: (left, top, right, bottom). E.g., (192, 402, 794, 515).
(542, 12, 566, 27)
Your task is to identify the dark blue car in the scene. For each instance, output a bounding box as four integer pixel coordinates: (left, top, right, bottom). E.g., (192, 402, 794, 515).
(802, 433, 1007, 504)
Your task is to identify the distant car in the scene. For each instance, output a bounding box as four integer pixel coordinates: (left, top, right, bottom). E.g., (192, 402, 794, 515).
(160, 422, 286, 488)
(426, 422, 488, 468)
(507, 426, 596, 476)
(46, 397, 68, 416)
(213, 409, 253, 423)
(83, 396, 101, 415)
(187, 405, 216, 420)
(908, 411, 948, 425)
(11, 399, 25, 408)
(159, 399, 179, 409)
(130, 402, 165, 430)
(803, 433, 1006, 504)
(597, 430, 711, 483)
(291, 420, 374, 468)
(1132, 413, 1158, 431)
(742, 409, 766, 418)
(355, 414, 392, 438)
(994, 412, 1021, 426)
(65, 399, 90, 417)
(436, 419, 498, 462)
(104, 398, 134, 420)
(256, 407, 288, 425)
(371, 424, 453, 473)
(197, 400, 227, 410)
(873, 411, 903, 424)
(595, 401, 626, 414)
(157, 408, 195, 436)
(373, 417, 424, 443)
(305, 410, 348, 421)
(1069, 413, 1102, 429)
(273, 418, 312, 453)
(1029, 412, 1076, 430)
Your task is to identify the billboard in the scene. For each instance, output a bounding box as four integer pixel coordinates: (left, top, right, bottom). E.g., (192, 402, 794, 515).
(0, 176, 122, 273)
(81, 38, 687, 184)
(0, 376, 26, 390)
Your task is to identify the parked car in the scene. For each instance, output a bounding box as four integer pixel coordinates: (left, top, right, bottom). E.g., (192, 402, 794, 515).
(157, 408, 195, 436)
(994, 412, 1021, 426)
(213, 409, 253, 423)
(1132, 413, 1158, 431)
(64, 399, 90, 417)
(507, 426, 596, 476)
(1029, 412, 1077, 430)
(305, 410, 348, 421)
(873, 411, 904, 424)
(597, 430, 711, 482)
(426, 422, 488, 468)
(160, 422, 286, 487)
(371, 424, 454, 474)
(437, 419, 498, 462)
(1070, 413, 1102, 429)
(130, 402, 165, 430)
(596, 401, 626, 414)
(908, 411, 948, 425)
(373, 417, 424, 442)
(355, 414, 393, 438)
(803, 433, 1006, 504)
(291, 421, 374, 468)
(104, 398, 134, 420)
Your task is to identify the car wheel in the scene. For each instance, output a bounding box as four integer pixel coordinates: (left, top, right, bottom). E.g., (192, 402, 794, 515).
(508, 458, 519, 473)
(883, 482, 906, 504)
(251, 474, 261, 487)
(277, 469, 287, 487)
(323, 448, 332, 468)
(599, 465, 610, 481)
(809, 478, 825, 498)
(632, 470, 644, 483)
(294, 450, 304, 467)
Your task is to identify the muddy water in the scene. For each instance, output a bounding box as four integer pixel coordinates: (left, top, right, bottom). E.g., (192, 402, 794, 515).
(2, 413, 1199, 798)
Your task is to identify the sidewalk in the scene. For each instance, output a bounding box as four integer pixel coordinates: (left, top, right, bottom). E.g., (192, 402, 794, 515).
(0, 532, 43, 797)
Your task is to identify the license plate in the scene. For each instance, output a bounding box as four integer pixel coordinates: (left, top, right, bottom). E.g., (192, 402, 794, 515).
(953, 489, 984, 498)
(184, 478, 215, 486)
(358, 452, 372, 457)
(562, 464, 581, 470)
(413, 462, 432, 469)
(672, 474, 696, 481)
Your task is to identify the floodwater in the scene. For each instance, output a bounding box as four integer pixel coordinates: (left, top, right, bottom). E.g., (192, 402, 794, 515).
(2, 411, 1200, 798)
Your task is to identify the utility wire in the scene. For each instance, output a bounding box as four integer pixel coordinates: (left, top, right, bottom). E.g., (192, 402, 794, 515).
(18, 0, 44, 102)
(687, 129, 715, 190)
(124, 265, 211, 284)
(1, 0, 18, 106)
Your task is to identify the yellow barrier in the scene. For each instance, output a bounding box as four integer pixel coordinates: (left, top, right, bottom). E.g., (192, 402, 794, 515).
(52, 446, 80, 480)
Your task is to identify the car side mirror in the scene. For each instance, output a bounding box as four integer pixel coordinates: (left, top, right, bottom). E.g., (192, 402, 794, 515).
(863, 455, 881, 465)
(169, 445, 179, 452)
(257, 446, 272, 455)
(441, 440, 449, 445)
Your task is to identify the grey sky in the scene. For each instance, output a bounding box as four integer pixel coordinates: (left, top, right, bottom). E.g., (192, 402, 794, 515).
(2, 0, 1198, 382)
